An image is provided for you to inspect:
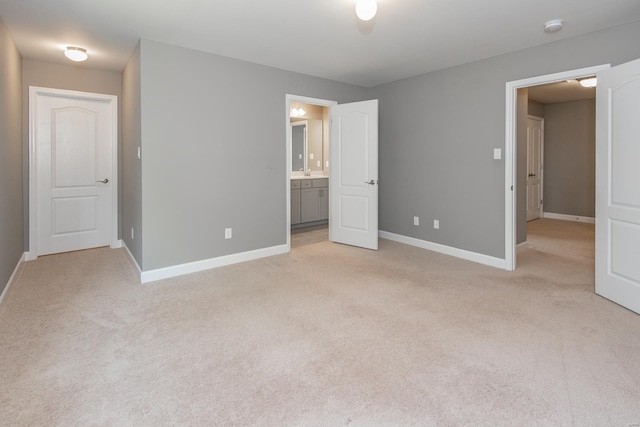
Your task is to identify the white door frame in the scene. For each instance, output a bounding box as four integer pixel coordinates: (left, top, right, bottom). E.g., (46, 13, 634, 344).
(285, 95, 337, 250)
(27, 86, 119, 261)
(504, 64, 609, 270)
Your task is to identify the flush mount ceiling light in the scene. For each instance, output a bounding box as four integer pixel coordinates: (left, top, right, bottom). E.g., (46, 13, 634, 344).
(291, 107, 306, 118)
(64, 46, 88, 62)
(544, 19, 564, 33)
(579, 77, 597, 88)
(355, 0, 377, 21)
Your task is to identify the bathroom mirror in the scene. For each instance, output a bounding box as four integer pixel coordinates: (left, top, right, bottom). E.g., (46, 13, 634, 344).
(291, 122, 306, 171)
(291, 119, 323, 172)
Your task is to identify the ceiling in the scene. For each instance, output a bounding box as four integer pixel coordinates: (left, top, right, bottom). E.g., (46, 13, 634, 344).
(528, 78, 596, 104)
(1, 0, 640, 87)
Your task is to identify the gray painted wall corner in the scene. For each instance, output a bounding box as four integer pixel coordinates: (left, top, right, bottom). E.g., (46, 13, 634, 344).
(122, 42, 143, 269)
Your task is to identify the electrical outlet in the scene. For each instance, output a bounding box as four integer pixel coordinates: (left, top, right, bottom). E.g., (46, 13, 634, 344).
(225, 228, 232, 239)
(413, 216, 419, 226)
(131, 227, 134, 239)
(434, 220, 440, 229)
(317, 160, 321, 167)
(326, 161, 329, 168)
(493, 148, 501, 160)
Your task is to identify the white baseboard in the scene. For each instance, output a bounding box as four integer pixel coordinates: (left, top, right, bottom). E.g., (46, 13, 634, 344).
(543, 212, 595, 224)
(379, 231, 506, 269)
(140, 244, 289, 284)
(111, 239, 123, 249)
(121, 242, 142, 281)
(0, 253, 25, 307)
(517, 241, 528, 248)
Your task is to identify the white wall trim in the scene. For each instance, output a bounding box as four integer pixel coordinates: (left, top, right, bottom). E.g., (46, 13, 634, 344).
(504, 64, 610, 271)
(379, 231, 506, 269)
(140, 244, 289, 284)
(121, 241, 142, 280)
(28, 86, 119, 260)
(0, 253, 25, 307)
(543, 212, 596, 224)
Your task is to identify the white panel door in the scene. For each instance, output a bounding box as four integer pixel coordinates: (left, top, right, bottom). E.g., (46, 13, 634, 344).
(526, 117, 544, 221)
(33, 89, 115, 256)
(329, 100, 378, 250)
(595, 58, 640, 314)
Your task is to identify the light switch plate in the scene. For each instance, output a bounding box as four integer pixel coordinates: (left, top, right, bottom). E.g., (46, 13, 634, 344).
(493, 148, 502, 160)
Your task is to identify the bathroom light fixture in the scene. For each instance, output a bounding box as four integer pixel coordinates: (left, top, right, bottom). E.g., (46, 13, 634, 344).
(544, 19, 564, 33)
(579, 77, 597, 88)
(355, 0, 377, 21)
(64, 46, 88, 62)
(291, 107, 306, 118)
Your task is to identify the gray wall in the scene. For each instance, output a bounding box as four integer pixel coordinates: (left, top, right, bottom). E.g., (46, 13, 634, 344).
(22, 59, 122, 249)
(369, 21, 640, 258)
(0, 17, 23, 295)
(121, 43, 143, 267)
(134, 39, 367, 270)
(528, 100, 545, 118)
(543, 99, 596, 217)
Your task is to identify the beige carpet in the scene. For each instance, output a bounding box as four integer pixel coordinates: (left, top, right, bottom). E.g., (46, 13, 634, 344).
(1, 219, 638, 425)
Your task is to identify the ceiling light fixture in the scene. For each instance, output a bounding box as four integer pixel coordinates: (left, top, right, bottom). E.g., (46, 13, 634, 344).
(579, 77, 597, 88)
(544, 19, 564, 33)
(291, 107, 306, 118)
(355, 0, 377, 21)
(64, 46, 88, 62)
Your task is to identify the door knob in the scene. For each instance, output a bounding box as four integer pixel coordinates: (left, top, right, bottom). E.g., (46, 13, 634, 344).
(97, 178, 109, 184)
(365, 179, 376, 185)
(528, 173, 535, 178)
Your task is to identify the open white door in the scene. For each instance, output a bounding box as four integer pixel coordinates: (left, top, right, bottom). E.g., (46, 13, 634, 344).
(329, 100, 378, 250)
(595, 58, 640, 314)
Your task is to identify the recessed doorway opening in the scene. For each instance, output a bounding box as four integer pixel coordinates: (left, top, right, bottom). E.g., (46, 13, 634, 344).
(285, 95, 337, 251)
(504, 64, 610, 270)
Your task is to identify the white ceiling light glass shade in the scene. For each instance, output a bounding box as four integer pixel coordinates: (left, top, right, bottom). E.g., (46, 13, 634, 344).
(291, 107, 306, 117)
(579, 77, 597, 88)
(355, 0, 377, 21)
(64, 46, 88, 62)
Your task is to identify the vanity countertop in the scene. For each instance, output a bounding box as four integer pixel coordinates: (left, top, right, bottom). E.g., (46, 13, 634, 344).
(290, 175, 329, 180)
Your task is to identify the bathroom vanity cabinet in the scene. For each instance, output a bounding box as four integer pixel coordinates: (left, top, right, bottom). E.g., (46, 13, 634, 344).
(291, 178, 328, 226)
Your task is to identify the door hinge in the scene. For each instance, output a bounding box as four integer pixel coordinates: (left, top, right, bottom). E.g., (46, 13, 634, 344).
(540, 199, 543, 204)
(511, 185, 514, 191)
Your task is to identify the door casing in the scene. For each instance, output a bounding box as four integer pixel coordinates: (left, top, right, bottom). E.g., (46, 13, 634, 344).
(27, 86, 119, 261)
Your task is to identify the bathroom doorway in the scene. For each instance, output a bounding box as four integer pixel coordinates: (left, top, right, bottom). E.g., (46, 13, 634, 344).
(285, 95, 336, 250)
